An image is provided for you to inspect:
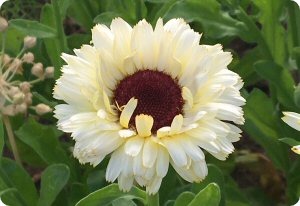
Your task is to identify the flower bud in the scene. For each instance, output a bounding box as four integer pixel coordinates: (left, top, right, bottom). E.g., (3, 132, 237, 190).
(13, 92, 25, 104)
(35, 104, 52, 115)
(45, 66, 54, 78)
(15, 103, 27, 114)
(24, 93, 33, 105)
(19, 82, 31, 93)
(24, 36, 37, 49)
(8, 86, 20, 97)
(31, 62, 44, 79)
(2, 54, 11, 65)
(1, 105, 16, 116)
(22, 52, 34, 63)
(0, 17, 8, 32)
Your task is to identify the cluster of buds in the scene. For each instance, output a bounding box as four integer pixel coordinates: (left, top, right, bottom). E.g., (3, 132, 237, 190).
(0, 34, 54, 116)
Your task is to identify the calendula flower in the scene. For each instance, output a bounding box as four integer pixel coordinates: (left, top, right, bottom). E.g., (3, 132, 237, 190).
(54, 18, 245, 194)
(282, 112, 300, 155)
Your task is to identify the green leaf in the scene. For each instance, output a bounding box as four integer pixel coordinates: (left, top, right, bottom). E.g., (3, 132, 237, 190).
(252, 0, 287, 65)
(9, 19, 56, 38)
(163, 0, 253, 41)
(112, 198, 137, 206)
(254, 60, 296, 110)
(174, 191, 195, 206)
(0, 158, 38, 206)
(94, 12, 121, 25)
(67, 34, 91, 49)
(192, 164, 224, 205)
(188, 183, 221, 206)
(279, 138, 300, 147)
(15, 118, 69, 165)
(0, 116, 4, 155)
(75, 184, 146, 206)
(40, 3, 68, 78)
(38, 164, 70, 206)
(243, 89, 290, 171)
(294, 84, 300, 107)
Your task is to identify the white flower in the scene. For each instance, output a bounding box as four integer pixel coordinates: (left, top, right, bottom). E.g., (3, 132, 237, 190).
(0, 0, 8, 9)
(53, 18, 245, 194)
(282, 112, 300, 131)
(292, 0, 300, 8)
(292, 197, 300, 206)
(282, 112, 300, 155)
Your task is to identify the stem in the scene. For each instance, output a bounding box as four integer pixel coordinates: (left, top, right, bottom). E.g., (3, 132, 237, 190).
(0, 32, 6, 73)
(2, 115, 22, 166)
(146, 193, 159, 206)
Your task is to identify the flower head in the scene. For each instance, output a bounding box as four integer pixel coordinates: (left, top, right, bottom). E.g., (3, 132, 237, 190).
(54, 18, 245, 194)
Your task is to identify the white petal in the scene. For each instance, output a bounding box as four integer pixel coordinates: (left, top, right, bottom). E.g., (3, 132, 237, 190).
(143, 139, 158, 168)
(125, 136, 144, 156)
(146, 177, 162, 195)
(170, 114, 184, 135)
(118, 129, 136, 138)
(282, 112, 300, 131)
(163, 138, 187, 167)
(156, 147, 169, 177)
(182, 87, 193, 108)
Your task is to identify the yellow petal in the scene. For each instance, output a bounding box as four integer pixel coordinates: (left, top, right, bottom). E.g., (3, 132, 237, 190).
(136, 114, 153, 137)
(120, 98, 138, 128)
(292, 145, 300, 155)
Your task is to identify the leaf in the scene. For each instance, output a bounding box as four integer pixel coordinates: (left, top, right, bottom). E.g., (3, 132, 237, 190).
(41, 4, 64, 78)
(67, 34, 91, 49)
(254, 60, 296, 110)
(15, 118, 69, 165)
(279, 138, 300, 147)
(75, 184, 146, 206)
(112, 198, 137, 206)
(188, 183, 221, 206)
(252, 0, 287, 65)
(174, 191, 195, 206)
(243, 89, 290, 171)
(9, 19, 56, 38)
(192, 164, 225, 205)
(163, 0, 253, 41)
(294, 83, 300, 107)
(37, 164, 70, 206)
(0, 158, 38, 206)
(94, 12, 121, 25)
(0, 116, 4, 155)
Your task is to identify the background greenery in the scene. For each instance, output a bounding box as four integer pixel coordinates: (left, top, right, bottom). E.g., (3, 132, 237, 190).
(0, 0, 300, 205)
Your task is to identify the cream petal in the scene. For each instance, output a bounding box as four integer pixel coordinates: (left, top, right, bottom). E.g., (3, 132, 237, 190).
(143, 138, 158, 168)
(163, 138, 187, 167)
(119, 98, 138, 128)
(146, 177, 162, 195)
(282, 112, 300, 131)
(92, 24, 113, 52)
(156, 147, 169, 177)
(170, 114, 184, 135)
(124, 136, 144, 157)
(136, 114, 153, 137)
(118, 174, 134, 192)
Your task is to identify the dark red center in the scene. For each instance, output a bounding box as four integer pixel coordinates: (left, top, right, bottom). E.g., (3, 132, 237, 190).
(114, 69, 184, 132)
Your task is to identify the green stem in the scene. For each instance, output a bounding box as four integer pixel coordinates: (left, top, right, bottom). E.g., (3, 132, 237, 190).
(2, 115, 22, 166)
(0, 32, 6, 73)
(146, 193, 159, 206)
